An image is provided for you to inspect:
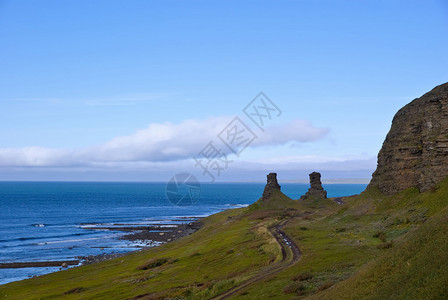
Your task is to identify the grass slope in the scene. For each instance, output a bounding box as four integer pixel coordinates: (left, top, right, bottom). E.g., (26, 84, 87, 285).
(309, 206, 448, 299)
(1, 180, 448, 299)
(219, 180, 448, 299)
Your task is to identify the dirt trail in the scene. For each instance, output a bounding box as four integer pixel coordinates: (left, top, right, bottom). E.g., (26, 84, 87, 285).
(211, 219, 301, 299)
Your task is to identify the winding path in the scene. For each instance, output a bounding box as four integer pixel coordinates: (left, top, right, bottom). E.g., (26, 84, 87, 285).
(211, 219, 301, 299)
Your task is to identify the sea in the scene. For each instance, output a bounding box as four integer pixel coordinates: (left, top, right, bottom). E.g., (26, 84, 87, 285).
(0, 181, 367, 285)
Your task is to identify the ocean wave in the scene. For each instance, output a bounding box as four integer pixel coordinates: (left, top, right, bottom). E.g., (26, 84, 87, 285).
(0, 232, 94, 243)
(168, 214, 211, 219)
(125, 240, 164, 248)
(225, 204, 249, 208)
(28, 223, 86, 229)
(33, 236, 108, 245)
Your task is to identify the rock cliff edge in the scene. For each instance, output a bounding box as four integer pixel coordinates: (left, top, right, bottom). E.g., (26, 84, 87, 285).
(368, 82, 448, 195)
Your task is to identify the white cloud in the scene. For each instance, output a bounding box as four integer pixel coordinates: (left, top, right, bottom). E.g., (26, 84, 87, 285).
(254, 120, 329, 146)
(0, 156, 376, 182)
(0, 147, 73, 167)
(0, 117, 328, 167)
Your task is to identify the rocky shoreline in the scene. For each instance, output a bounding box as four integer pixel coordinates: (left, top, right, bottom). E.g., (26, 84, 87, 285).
(1, 220, 203, 269)
(78, 220, 203, 265)
(118, 221, 203, 243)
(0, 261, 80, 269)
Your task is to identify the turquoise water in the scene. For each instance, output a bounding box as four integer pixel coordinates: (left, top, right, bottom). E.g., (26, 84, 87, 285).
(0, 182, 366, 284)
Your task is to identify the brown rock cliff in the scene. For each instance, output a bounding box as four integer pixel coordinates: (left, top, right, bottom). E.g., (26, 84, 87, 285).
(368, 82, 448, 195)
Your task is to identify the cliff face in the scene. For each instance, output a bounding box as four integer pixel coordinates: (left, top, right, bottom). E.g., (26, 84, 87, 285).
(368, 82, 448, 195)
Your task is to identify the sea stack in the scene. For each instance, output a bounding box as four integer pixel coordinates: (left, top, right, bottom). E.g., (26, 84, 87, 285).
(262, 173, 281, 201)
(368, 82, 448, 195)
(300, 172, 327, 200)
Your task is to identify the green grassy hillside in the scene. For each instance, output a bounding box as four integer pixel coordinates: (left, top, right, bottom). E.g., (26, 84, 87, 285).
(1, 180, 448, 299)
(308, 205, 448, 299)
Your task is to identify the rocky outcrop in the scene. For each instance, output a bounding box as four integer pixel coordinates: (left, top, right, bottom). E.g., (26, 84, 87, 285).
(368, 82, 448, 195)
(262, 173, 281, 201)
(256, 173, 298, 209)
(300, 172, 327, 200)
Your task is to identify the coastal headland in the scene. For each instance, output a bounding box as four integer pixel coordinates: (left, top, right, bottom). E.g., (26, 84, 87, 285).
(1, 83, 448, 299)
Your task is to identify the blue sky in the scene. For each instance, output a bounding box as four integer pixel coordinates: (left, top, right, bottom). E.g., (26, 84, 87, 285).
(0, 0, 447, 182)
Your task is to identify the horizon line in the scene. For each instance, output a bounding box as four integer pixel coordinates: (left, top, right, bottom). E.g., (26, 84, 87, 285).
(0, 178, 371, 184)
